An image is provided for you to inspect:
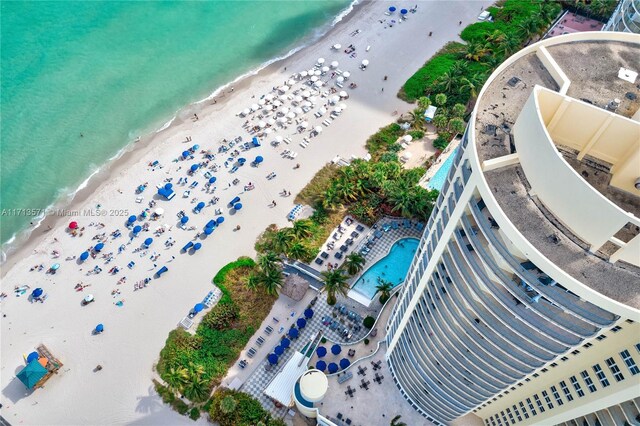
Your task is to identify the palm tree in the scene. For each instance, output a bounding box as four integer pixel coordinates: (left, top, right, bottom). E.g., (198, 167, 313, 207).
(450, 60, 468, 77)
(417, 96, 431, 110)
(182, 374, 210, 402)
(292, 219, 314, 239)
(375, 279, 394, 304)
(343, 252, 366, 276)
(451, 103, 466, 118)
(245, 272, 260, 290)
(271, 229, 293, 254)
(448, 117, 466, 135)
(321, 269, 350, 305)
(435, 71, 458, 93)
(384, 179, 416, 218)
(286, 242, 312, 261)
(432, 114, 449, 131)
(259, 267, 284, 295)
(219, 395, 238, 415)
(518, 16, 541, 44)
(164, 366, 189, 393)
(390, 414, 407, 426)
(257, 251, 281, 273)
(434, 93, 447, 107)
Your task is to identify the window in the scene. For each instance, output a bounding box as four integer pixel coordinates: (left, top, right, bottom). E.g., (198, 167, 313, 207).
(533, 373, 539, 378)
(583, 342, 593, 348)
(596, 334, 607, 341)
(581, 370, 597, 392)
(570, 376, 585, 397)
(560, 381, 574, 401)
(519, 401, 530, 419)
(606, 357, 625, 381)
(561, 356, 569, 361)
(550, 363, 558, 367)
(506, 408, 515, 424)
(551, 385, 563, 406)
(541, 368, 548, 373)
(611, 325, 622, 332)
(621, 350, 640, 375)
(571, 349, 580, 355)
(542, 390, 554, 409)
(527, 397, 537, 416)
(501, 411, 508, 425)
(593, 364, 610, 387)
(635, 343, 640, 354)
(534, 394, 545, 412)
(513, 404, 522, 421)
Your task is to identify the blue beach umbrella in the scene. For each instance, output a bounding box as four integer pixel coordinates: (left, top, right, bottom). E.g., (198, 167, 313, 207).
(229, 196, 241, 206)
(205, 220, 216, 229)
(95, 324, 104, 333)
(400, 8, 408, 14)
(288, 328, 299, 339)
(316, 346, 327, 358)
(268, 354, 278, 365)
(51, 263, 60, 270)
(31, 288, 44, 298)
(234, 203, 243, 211)
(193, 243, 202, 251)
(182, 150, 190, 158)
(26, 351, 39, 363)
(204, 227, 214, 235)
(192, 144, 199, 151)
(281, 338, 291, 349)
(304, 308, 314, 319)
(208, 176, 217, 184)
(340, 358, 350, 369)
(328, 362, 339, 374)
(331, 344, 342, 355)
(196, 202, 205, 210)
(80, 251, 89, 261)
(389, 6, 396, 12)
(297, 318, 307, 329)
(144, 238, 153, 247)
(94, 243, 104, 252)
(180, 216, 189, 224)
(132, 225, 142, 234)
(254, 155, 263, 163)
(164, 183, 172, 190)
(190, 164, 199, 172)
(193, 303, 205, 313)
(216, 216, 224, 224)
(238, 158, 246, 164)
(127, 215, 137, 223)
(316, 360, 327, 371)
(274, 345, 284, 356)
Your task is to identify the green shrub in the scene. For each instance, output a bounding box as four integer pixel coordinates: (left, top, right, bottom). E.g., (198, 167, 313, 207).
(409, 130, 424, 140)
(321, 337, 327, 344)
(363, 316, 375, 329)
(365, 123, 405, 159)
(400, 49, 459, 102)
(364, 338, 370, 345)
(433, 135, 449, 151)
(379, 294, 390, 305)
(379, 152, 399, 163)
(209, 389, 286, 426)
(189, 408, 201, 421)
(172, 398, 190, 415)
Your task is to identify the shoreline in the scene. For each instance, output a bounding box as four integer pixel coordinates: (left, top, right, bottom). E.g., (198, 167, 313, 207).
(0, 0, 363, 271)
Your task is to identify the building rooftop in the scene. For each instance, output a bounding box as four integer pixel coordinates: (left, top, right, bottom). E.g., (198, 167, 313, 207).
(473, 37, 640, 310)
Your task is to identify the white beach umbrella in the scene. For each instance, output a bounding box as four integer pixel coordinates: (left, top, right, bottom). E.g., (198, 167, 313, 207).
(403, 135, 413, 143)
(279, 85, 289, 93)
(258, 99, 266, 106)
(251, 103, 259, 111)
(330, 95, 340, 104)
(300, 71, 308, 78)
(287, 112, 296, 119)
(333, 43, 342, 50)
(331, 61, 339, 69)
(242, 108, 251, 116)
(310, 76, 319, 82)
(314, 126, 323, 133)
(275, 135, 284, 142)
(361, 59, 369, 66)
(334, 107, 342, 114)
(302, 90, 311, 98)
(402, 151, 413, 160)
(308, 68, 316, 75)
(273, 100, 282, 108)
(314, 70, 322, 77)
(265, 93, 274, 101)
(319, 107, 327, 114)
(302, 101, 312, 108)
(294, 107, 303, 114)
(321, 66, 330, 73)
(279, 95, 288, 102)
(258, 120, 267, 128)
(277, 117, 287, 123)
(154, 208, 165, 216)
(295, 95, 304, 103)
(300, 121, 308, 128)
(265, 128, 273, 134)
(317, 58, 325, 64)
(336, 76, 345, 83)
(308, 95, 317, 102)
(339, 103, 347, 110)
(339, 91, 348, 98)
(343, 71, 351, 79)
(287, 79, 295, 86)
(268, 118, 276, 125)
(314, 81, 323, 88)
(281, 107, 290, 114)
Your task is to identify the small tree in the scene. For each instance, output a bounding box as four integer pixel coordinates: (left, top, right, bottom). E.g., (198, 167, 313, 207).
(343, 252, 366, 276)
(432, 114, 449, 131)
(363, 316, 375, 329)
(451, 103, 466, 118)
(434, 93, 447, 107)
(433, 135, 449, 151)
(448, 117, 466, 135)
(374, 279, 394, 304)
(417, 96, 431, 110)
(219, 395, 237, 415)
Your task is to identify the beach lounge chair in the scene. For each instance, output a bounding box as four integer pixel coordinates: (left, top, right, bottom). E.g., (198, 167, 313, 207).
(182, 241, 194, 252)
(247, 347, 256, 358)
(265, 326, 273, 335)
(392, 222, 399, 230)
(155, 266, 168, 277)
(256, 336, 265, 346)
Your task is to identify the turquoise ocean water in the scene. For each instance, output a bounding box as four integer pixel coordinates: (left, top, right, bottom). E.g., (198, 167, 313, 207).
(0, 0, 351, 248)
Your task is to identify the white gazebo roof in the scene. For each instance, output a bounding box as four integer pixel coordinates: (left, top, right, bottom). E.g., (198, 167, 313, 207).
(263, 351, 309, 407)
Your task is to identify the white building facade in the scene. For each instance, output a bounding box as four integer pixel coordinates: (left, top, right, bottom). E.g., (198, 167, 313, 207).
(385, 32, 640, 426)
(604, 0, 640, 33)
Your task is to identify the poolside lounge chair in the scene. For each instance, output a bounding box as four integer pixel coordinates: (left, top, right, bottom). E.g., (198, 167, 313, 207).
(391, 222, 399, 230)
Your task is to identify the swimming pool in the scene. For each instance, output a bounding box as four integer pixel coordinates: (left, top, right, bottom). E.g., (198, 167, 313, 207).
(351, 238, 419, 299)
(426, 147, 459, 191)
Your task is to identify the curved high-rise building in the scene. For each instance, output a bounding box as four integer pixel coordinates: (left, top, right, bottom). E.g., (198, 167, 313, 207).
(385, 32, 640, 426)
(604, 0, 640, 33)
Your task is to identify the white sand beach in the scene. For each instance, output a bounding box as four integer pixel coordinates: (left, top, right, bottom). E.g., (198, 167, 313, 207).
(0, 2, 482, 424)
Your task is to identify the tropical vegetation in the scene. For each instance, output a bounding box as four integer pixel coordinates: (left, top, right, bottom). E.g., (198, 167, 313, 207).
(374, 278, 395, 304)
(320, 269, 350, 305)
(209, 389, 286, 426)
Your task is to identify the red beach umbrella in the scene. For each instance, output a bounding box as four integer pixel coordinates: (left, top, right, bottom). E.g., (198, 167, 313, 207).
(69, 221, 79, 229)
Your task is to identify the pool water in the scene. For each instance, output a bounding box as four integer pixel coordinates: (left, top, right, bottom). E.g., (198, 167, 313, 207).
(426, 147, 459, 191)
(351, 238, 419, 299)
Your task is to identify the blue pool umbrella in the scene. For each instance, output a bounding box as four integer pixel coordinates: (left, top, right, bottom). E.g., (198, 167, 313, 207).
(254, 155, 264, 163)
(268, 354, 278, 365)
(316, 360, 327, 371)
(316, 346, 327, 358)
(164, 183, 173, 190)
(297, 318, 307, 329)
(26, 351, 39, 363)
(328, 363, 339, 374)
(182, 150, 190, 158)
(196, 202, 205, 210)
(274, 345, 284, 356)
(209, 176, 217, 184)
(204, 227, 214, 235)
(216, 216, 225, 224)
(94, 243, 104, 252)
(180, 216, 189, 224)
(304, 308, 314, 319)
(238, 158, 246, 164)
(193, 242, 202, 251)
(281, 338, 291, 349)
(132, 225, 142, 234)
(144, 238, 153, 247)
(389, 6, 396, 12)
(192, 144, 199, 151)
(193, 303, 205, 313)
(229, 196, 241, 206)
(95, 324, 104, 333)
(127, 215, 137, 223)
(288, 328, 299, 339)
(400, 8, 408, 14)
(340, 358, 350, 369)
(80, 251, 89, 261)
(331, 344, 342, 355)
(31, 288, 44, 298)
(190, 164, 199, 172)
(234, 203, 243, 210)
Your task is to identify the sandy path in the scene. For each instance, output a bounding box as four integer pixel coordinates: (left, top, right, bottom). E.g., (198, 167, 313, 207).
(0, 2, 482, 424)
